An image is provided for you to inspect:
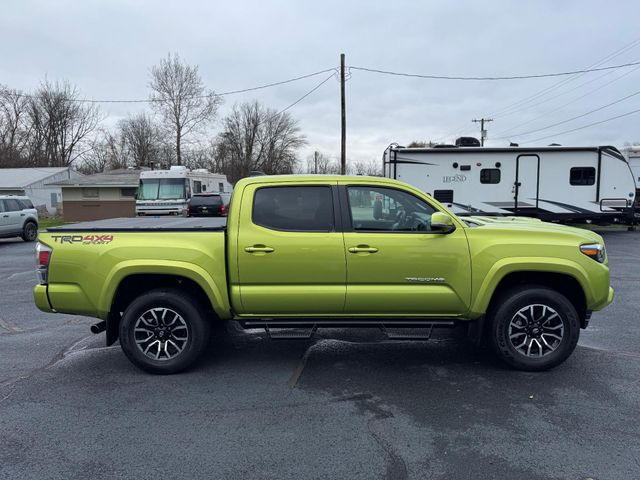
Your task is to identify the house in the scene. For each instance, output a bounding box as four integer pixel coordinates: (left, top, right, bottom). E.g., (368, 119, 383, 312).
(49, 169, 143, 221)
(0, 167, 80, 215)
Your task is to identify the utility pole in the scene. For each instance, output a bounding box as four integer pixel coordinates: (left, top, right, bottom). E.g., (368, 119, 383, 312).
(340, 53, 346, 175)
(472, 118, 493, 146)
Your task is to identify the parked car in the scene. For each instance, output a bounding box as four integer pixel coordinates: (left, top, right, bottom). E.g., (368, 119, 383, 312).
(0, 195, 39, 242)
(34, 175, 613, 374)
(187, 193, 230, 217)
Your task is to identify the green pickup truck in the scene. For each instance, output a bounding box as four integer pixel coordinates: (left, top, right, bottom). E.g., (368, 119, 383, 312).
(34, 175, 614, 374)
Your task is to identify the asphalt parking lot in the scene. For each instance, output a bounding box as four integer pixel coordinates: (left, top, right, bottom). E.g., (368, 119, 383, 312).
(1, 232, 639, 480)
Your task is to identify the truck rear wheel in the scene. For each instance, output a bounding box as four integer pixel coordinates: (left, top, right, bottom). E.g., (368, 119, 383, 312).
(488, 286, 580, 371)
(119, 289, 211, 374)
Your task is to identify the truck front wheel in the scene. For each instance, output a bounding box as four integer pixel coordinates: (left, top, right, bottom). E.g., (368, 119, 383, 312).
(119, 289, 211, 374)
(488, 286, 580, 371)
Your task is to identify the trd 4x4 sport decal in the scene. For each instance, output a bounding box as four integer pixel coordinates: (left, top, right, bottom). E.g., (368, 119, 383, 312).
(51, 235, 114, 245)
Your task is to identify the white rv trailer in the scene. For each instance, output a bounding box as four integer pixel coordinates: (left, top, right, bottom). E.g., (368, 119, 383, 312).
(383, 144, 637, 223)
(136, 166, 233, 216)
(622, 146, 640, 189)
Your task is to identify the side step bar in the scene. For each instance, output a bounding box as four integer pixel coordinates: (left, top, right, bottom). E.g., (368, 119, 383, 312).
(239, 318, 457, 341)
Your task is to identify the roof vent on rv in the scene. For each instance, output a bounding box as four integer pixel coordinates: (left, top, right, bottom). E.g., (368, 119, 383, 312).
(455, 137, 481, 147)
(169, 165, 188, 171)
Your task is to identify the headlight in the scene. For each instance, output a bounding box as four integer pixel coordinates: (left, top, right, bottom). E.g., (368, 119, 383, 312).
(580, 243, 606, 263)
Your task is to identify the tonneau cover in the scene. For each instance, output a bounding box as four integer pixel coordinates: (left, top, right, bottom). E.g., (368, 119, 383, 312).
(47, 217, 227, 232)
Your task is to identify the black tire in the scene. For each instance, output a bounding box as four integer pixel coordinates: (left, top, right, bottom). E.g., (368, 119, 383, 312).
(487, 285, 580, 371)
(119, 289, 211, 374)
(21, 221, 38, 242)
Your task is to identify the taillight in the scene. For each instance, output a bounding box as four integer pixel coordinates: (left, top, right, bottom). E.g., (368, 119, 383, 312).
(220, 203, 226, 215)
(36, 242, 52, 284)
(187, 204, 192, 216)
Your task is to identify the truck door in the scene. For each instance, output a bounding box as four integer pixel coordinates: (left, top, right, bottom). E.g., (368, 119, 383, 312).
(235, 183, 346, 315)
(340, 183, 471, 315)
(515, 154, 540, 213)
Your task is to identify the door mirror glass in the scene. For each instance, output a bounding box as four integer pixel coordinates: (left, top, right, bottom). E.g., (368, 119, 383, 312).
(430, 212, 456, 233)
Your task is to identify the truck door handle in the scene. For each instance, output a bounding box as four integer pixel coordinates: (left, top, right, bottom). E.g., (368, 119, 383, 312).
(2, 215, 8, 218)
(348, 245, 379, 254)
(245, 245, 275, 253)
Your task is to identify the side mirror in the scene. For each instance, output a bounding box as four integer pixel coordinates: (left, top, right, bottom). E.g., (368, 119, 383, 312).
(431, 212, 456, 234)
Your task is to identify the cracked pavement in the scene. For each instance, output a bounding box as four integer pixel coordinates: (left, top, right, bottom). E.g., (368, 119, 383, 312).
(0, 232, 639, 479)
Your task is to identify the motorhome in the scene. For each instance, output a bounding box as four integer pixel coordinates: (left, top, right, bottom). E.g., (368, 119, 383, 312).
(383, 143, 637, 223)
(136, 167, 232, 216)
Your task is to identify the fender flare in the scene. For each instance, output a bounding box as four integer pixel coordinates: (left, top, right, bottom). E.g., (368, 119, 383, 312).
(469, 257, 592, 317)
(97, 260, 232, 320)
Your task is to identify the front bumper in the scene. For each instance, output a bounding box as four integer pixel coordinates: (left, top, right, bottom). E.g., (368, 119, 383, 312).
(591, 287, 615, 311)
(33, 285, 54, 313)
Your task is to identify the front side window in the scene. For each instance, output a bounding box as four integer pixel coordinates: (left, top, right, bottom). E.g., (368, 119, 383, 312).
(347, 186, 436, 232)
(253, 186, 334, 231)
(570, 167, 596, 186)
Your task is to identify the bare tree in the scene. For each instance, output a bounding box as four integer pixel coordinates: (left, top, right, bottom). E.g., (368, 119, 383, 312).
(0, 86, 31, 167)
(78, 129, 129, 174)
(304, 151, 340, 174)
(349, 159, 382, 176)
(149, 53, 222, 165)
(214, 101, 306, 183)
(119, 113, 161, 167)
(26, 79, 101, 167)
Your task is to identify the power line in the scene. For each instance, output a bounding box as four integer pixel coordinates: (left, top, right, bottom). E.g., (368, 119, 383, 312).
(259, 72, 336, 125)
(492, 63, 640, 138)
(3, 68, 338, 104)
(525, 107, 640, 143)
(436, 36, 640, 141)
(493, 88, 640, 140)
(488, 36, 640, 118)
(349, 60, 640, 81)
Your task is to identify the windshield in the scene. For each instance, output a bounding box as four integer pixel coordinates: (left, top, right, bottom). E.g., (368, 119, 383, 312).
(138, 178, 187, 200)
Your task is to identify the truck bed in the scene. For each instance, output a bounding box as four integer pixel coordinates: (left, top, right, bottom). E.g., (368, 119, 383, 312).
(47, 217, 227, 232)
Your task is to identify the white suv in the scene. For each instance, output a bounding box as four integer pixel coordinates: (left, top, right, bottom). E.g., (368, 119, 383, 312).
(0, 195, 39, 242)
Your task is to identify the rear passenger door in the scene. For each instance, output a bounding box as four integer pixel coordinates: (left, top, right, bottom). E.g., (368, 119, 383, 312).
(235, 183, 346, 315)
(1, 199, 23, 234)
(0, 200, 9, 235)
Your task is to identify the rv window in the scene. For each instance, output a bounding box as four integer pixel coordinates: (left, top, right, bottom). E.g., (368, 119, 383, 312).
(219, 182, 224, 193)
(193, 181, 202, 194)
(433, 190, 454, 203)
(480, 168, 501, 184)
(570, 167, 596, 186)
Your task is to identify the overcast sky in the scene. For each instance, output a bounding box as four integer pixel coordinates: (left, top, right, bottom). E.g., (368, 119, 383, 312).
(2, 0, 640, 165)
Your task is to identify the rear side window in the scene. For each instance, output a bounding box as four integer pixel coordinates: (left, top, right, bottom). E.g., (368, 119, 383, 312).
(480, 168, 501, 184)
(4, 199, 21, 212)
(570, 167, 596, 186)
(18, 199, 34, 209)
(253, 186, 334, 231)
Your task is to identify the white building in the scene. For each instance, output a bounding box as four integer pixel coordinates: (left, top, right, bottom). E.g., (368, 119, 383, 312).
(0, 167, 81, 215)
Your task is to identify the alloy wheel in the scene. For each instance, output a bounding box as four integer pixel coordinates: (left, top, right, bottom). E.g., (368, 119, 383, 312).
(133, 307, 189, 361)
(508, 304, 564, 357)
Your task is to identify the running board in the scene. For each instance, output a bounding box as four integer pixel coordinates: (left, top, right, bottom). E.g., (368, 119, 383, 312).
(239, 318, 456, 340)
